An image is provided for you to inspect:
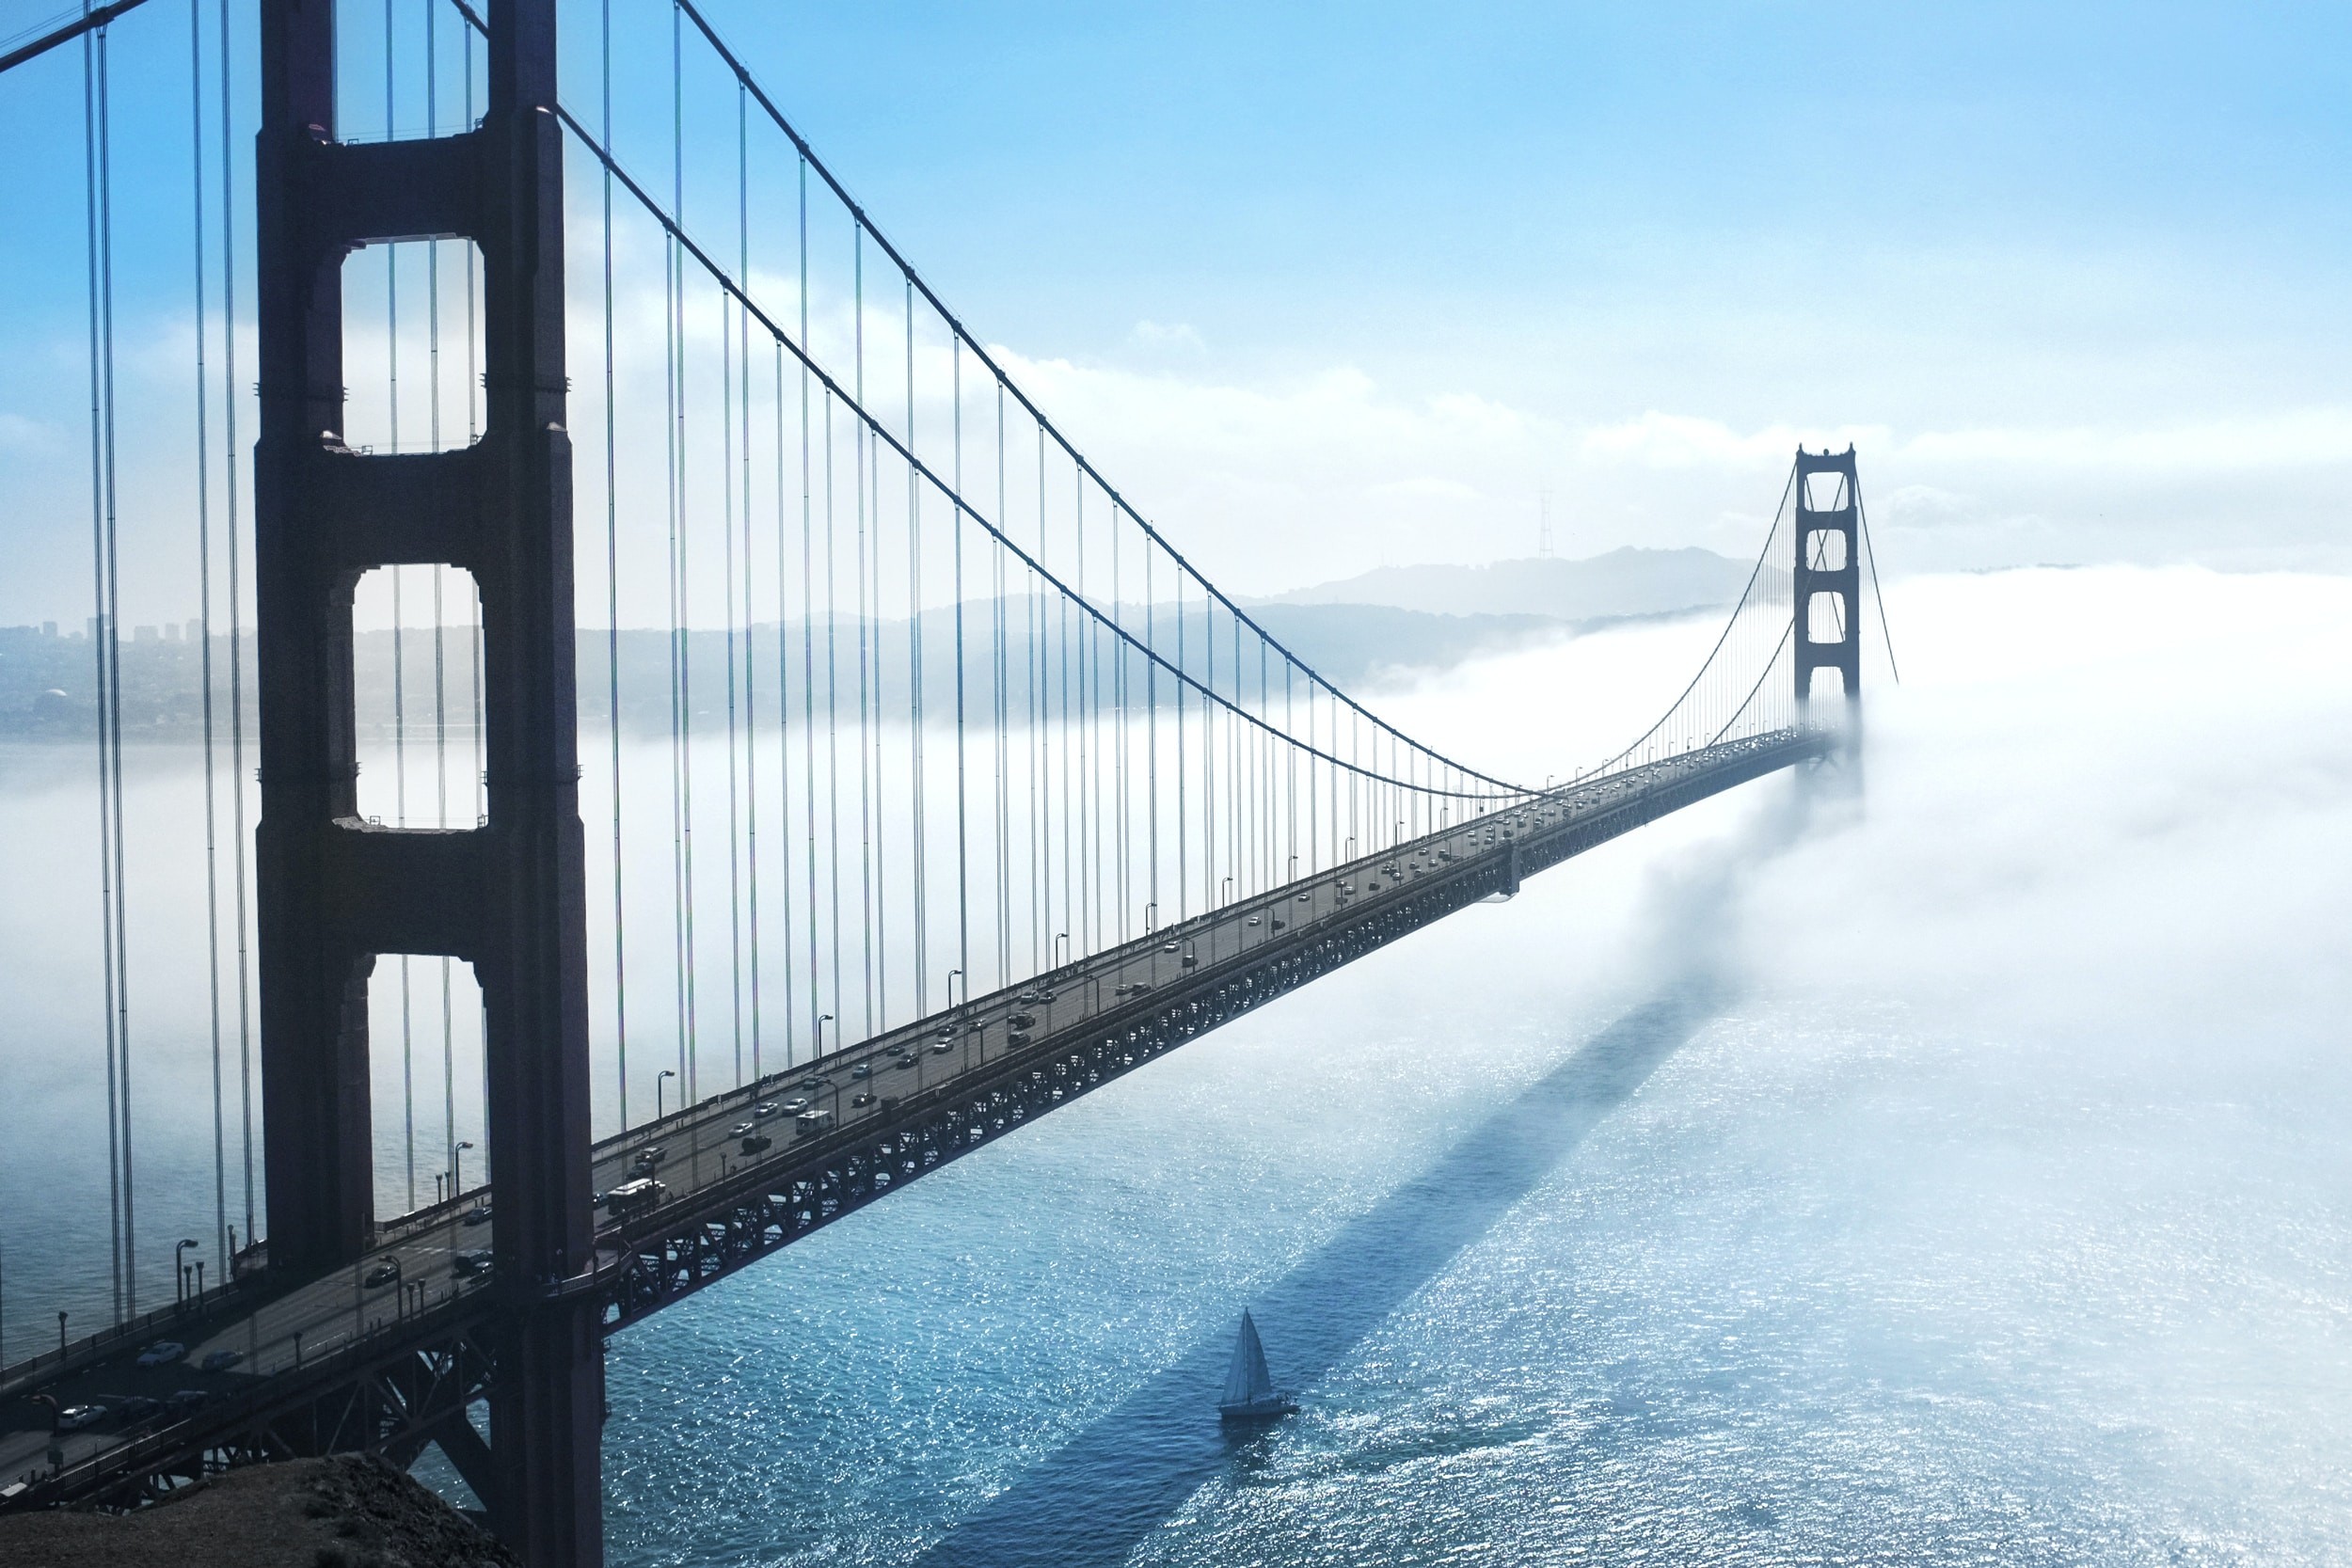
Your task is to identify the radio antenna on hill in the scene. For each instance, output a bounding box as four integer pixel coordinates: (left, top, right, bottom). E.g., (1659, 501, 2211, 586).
(1538, 490, 1554, 558)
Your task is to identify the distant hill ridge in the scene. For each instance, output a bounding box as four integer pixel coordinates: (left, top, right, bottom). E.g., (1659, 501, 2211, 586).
(1253, 546, 1748, 621)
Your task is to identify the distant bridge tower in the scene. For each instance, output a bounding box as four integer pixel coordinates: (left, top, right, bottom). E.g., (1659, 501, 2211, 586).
(1793, 446, 1862, 721)
(252, 0, 599, 1560)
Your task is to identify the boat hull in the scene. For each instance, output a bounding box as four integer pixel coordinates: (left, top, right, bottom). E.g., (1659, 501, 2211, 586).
(1217, 1396, 1298, 1424)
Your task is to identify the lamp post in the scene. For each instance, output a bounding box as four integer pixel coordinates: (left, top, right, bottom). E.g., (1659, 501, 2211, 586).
(1054, 931, 1071, 969)
(946, 968, 963, 1011)
(816, 1013, 833, 1056)
(656, 1069, 676, 1122)
(453, 1141, 474, 1197)
(174, 1239, 199, 1306)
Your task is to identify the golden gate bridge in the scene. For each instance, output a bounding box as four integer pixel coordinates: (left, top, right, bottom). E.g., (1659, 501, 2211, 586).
(0, 3, 1890, 1561)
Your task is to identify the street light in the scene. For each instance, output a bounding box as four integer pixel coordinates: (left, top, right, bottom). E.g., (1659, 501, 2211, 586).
(946, 968, 963, 1011)
(656, 1069, 676, 1121)
(1054, 931, 1071, 968)
(453, 1141, 475, 1196)
(816, 1013, 833, 1058)
(174, 1239, 199, 1306)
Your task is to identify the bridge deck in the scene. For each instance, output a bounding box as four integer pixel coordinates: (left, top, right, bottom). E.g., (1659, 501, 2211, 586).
(0, 727, 1827, 1510)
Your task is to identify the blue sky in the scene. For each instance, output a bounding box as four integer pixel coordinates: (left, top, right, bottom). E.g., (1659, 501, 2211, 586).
(0, 0, 2347, 619)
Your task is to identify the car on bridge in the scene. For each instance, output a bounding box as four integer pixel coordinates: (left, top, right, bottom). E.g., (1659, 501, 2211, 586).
(135, 1341, 185, 1368)
(363, 1259, 403, 1288)
(56, 1404, 106, 1432)
(754, 1101, 780, 1118)
(780, 1095, 815, 1115)
(199, 1349, 242, 1372)
(739, 1133, 773, 1154)
(453, 1249, 493, 1279)
(730, 1120, 756, 1137)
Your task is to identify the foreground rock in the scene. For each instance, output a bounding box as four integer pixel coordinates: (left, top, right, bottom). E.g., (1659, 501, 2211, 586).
(0, 1456, 516, 1568)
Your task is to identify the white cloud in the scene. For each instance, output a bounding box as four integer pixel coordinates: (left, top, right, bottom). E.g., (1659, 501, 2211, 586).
(1129, 320, 1206, 355)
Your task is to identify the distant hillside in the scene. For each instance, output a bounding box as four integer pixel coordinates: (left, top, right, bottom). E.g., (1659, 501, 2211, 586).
(1257, 546, 1748, 621)
(0, 603, 1575, 738)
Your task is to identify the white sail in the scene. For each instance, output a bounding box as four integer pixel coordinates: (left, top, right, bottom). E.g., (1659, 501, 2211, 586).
(1221, 1310, 1275, 1408)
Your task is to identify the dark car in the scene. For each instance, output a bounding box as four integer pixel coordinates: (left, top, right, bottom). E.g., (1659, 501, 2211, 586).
(363, 1259, 403, 1288)
(461, 1204, 492, 1227)
(453, 1248, 494, 1279)
(739, 1134, 773, 1155)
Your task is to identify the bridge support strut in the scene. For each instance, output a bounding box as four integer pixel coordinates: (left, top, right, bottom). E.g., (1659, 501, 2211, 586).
(253, 2, 600, 1562)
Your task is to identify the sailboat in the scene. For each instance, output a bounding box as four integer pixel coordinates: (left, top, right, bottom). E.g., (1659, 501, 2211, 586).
(1216, 1309, 1298, 1423)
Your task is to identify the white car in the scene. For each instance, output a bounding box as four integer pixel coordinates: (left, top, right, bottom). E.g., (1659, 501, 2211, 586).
(135, 1340, 186, 1368)
(56, 1404, 106, 1431)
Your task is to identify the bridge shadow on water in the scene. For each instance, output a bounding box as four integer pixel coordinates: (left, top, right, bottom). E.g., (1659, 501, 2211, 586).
(917, 983, 1729, 1568)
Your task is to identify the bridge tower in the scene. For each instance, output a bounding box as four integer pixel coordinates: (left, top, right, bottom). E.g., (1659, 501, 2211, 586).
(253, 1, 599, 1561)
(1793, 446, 1862, 724)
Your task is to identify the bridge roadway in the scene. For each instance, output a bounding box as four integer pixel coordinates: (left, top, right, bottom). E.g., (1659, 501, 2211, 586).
(0, 725, 1827, 1509)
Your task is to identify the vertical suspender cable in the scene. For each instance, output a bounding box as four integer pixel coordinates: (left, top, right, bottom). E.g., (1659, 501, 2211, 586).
(217, 0, 256, 1258)
(786, 342, 804, 1071)
(190, 0, 229, 1269)
(853, 233, 876, 1037)
(993, 383, 1009, 989)
(908, 276, 927, 1014)
(953, 340, 969, 1006)
(800, 158, 821, 1059)
(85, 16, 134, 1315)
(739, 84, 763, 1084)
(824, 388, 843, 1044)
